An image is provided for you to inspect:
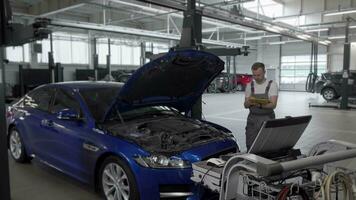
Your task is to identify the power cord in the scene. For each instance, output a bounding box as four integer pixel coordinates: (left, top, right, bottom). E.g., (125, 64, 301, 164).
(276, 184, 310, 200)
(197, 166, 215, 199)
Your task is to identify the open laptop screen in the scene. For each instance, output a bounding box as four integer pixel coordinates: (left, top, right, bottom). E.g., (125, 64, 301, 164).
(248, 115, 312, 154)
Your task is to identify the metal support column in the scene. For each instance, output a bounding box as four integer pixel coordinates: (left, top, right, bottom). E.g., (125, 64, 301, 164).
(0, 0, 12, 197)
(140, 42, 146, 66)
(93, 38, 99, 81)
(233, 56, 237, 89)
(0, 48, 11, 200)
(48, 33, 55, 83)
(226, 56, 231, 92)
(19, 64, 24, 96)
(180, 0, 203, 119)
(106, 38, 111, 76)
(340, 19, 351, 109)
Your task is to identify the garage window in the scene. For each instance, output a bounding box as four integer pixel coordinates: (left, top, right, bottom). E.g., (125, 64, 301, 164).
(280, 55, 327, 90)
(5, 44, 30, 63)
(37, 32, 89, 64)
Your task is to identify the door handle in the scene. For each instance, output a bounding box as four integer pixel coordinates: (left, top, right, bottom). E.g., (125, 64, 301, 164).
(83, 142, 100, 152)
(41, 119, 54, 128)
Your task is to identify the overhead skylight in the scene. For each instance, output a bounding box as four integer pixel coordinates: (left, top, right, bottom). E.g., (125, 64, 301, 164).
(243, 0, 283, 18)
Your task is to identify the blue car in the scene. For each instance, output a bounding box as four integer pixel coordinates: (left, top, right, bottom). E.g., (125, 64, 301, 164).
(6, 50, 238, 200)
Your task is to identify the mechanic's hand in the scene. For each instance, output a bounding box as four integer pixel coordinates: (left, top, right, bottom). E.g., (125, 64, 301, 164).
(246, 97, 259, 107)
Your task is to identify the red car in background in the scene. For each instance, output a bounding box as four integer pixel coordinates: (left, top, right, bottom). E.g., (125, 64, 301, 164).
(207, 73, 252, 93)
(233, 74, 253, 91)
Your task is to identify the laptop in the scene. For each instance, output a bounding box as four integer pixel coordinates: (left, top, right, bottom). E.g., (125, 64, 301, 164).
(248, 115, 312, 155)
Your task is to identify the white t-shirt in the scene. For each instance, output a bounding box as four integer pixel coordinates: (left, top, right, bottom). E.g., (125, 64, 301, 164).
(245, 79, 278, 98)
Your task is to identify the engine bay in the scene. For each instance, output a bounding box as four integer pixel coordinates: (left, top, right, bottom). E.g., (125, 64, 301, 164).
(104, 115, 234, 154)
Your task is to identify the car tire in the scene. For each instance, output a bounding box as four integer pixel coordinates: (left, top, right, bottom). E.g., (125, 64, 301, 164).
(321, 87, 337, 101)
(207, 83, 216, 93)
(236, 84, 243, 91)
(8, 128, 30, 163)
(99, 156, 139, 200)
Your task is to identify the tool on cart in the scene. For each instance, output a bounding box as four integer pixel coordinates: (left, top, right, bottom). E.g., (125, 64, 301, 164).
(192, 115, 356, 200)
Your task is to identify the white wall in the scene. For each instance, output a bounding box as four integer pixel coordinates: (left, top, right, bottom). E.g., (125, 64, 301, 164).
(282, 0, 356, 25)
(351, 42, 356, 70)
(235, 50, 258, 74)
(328, 41, 344, 72)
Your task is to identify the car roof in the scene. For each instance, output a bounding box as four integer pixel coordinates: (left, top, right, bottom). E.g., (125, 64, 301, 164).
(47, 81, 124, 90)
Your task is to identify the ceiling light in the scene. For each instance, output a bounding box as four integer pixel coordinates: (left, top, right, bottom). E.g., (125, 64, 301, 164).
(244, 36, 262, 40)
(265, 26, 281, 33)
(269, 41, 286, 45)
(349, 25, 356, 29)
(262, 34, 281, 38)
(319, 40, 332, 45)
(324, 9, 356, 16)
(244, 17, 254, 21)
(328, 35, 345, 39)
(305, 28, 329, 32)
(297, 34, 311, 40)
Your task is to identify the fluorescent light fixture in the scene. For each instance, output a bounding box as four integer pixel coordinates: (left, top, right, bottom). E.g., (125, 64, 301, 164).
(262, 34, 281, 38)
(269, 41, 286, 45)
(245, 36, 263, 41)
(319, 41, 331, 45)
(324, 9, 356, 16)
(265, 26, 281, 33)
(244, 17, 254, 21)
(305, 28, 329, 32)
(328, 35, 345, 39)
(349, 25, 356, 29)
(297, 34, 311, 40)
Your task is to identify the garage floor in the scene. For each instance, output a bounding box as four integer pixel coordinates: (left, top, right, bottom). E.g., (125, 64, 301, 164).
(9, 91, 356, 200)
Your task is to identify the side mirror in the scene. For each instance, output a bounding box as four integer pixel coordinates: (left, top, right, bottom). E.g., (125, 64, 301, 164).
(57, 108, 80, 120)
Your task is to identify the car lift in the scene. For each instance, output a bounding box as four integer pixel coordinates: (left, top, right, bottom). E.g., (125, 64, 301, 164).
(308, 98, 356, 109)
(309, 18, 354, 110)
(0, 0, 50, 199)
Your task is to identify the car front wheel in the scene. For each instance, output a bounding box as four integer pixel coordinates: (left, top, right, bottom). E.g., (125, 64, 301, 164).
(99, 156, 139, 200)
(9, 128, 30, 163)
(321, 88, 337, 101)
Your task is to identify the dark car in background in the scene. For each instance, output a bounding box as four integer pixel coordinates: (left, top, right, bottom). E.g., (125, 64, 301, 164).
(316, 71, 356, 101)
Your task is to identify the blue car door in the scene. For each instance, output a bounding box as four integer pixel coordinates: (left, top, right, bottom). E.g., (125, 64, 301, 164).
(21, 87, 55, 160)
(44, 88, 97, 182)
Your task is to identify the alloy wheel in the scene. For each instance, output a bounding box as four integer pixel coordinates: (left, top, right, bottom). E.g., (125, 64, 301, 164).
(9, 130, 22, 160)
(322, 88, 336, 101)
(102, 163, 130, 200)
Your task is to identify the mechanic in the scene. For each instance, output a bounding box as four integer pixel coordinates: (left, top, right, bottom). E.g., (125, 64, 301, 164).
(244, 62, 279, 150)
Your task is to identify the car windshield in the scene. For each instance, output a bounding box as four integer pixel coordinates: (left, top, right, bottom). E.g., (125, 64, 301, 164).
(80, 87, 120, 121)
(119, 106, 180, 121)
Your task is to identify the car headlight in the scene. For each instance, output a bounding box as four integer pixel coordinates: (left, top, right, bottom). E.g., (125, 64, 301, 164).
(134, 155, 191, 169)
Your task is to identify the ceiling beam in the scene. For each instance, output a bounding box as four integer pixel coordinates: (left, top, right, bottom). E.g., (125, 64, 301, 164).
(49, 19, 245, 47)
(134, 0, 329, 45)
(28, 0, 87, 17)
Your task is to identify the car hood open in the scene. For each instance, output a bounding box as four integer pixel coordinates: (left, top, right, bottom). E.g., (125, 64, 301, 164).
(103, 49, 224, 122)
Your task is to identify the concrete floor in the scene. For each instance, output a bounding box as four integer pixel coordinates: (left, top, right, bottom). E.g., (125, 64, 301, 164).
(9, 91, 356, 199)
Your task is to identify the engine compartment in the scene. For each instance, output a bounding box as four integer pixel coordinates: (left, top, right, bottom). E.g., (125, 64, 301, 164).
(104, 116, 234, 154)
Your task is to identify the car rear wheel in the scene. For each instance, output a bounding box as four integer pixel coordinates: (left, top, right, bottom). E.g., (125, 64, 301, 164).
(321, 88, 337, 101)
(9, 128, 30, 163)
(99, 156, 139, 200)
(236, 84, 243, 91)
